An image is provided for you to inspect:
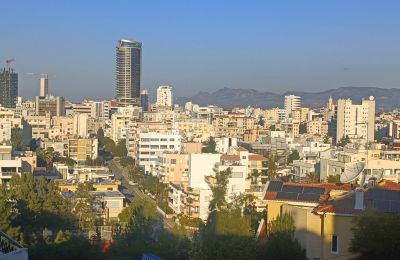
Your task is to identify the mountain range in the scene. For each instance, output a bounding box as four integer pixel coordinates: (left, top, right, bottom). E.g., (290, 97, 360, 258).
(175, 87, 400, 111)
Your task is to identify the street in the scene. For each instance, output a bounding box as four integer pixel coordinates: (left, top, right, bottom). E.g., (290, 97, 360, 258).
(109, 159, 175, 230)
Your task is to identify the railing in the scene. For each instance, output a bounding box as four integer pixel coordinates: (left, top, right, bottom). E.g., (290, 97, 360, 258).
(0, 230, 27, 259)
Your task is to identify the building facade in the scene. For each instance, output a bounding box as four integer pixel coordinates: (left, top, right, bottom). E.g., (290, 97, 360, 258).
(0, 68, 18, 108)
(116, 39, 142, 107)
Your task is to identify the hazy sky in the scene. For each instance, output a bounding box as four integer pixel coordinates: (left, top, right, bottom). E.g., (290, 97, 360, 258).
(1, 1, 400, 101)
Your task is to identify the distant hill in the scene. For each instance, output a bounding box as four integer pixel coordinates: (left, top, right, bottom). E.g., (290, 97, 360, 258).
(176, 86, 400, 111)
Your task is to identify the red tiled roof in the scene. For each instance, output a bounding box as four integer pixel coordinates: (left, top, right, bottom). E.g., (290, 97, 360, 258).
(236, 146, 248, 152)
(249, 154, 267, 161)
(314, 193, 361, 215)
(376, 180, 400, 191)
(221, 154, 240, 161)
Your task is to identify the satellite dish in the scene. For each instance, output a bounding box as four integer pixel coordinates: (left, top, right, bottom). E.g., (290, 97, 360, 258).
(340, 162, 365, 183)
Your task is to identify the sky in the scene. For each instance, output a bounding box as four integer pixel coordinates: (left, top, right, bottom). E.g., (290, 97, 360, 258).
(1, 1, 400, 101)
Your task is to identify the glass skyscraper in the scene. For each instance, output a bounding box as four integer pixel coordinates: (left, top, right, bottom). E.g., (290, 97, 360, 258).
(0, 68, 18, 108)
(116, 39, 142, 107)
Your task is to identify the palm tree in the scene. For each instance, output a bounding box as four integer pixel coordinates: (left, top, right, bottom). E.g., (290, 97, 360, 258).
(305, 172, 319, 183)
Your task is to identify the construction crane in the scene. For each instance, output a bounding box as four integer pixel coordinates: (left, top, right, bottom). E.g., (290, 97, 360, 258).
(26, 72, 48, 78)
(5, 59, 14, 70)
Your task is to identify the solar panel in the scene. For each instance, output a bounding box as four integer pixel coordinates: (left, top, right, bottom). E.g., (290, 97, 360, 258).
(267, 181, 283, 192)
(373, 199, 392, 212)
(276, 192, 299, 200)
(282, 185, 304, 193)
(303, 187, 325, 195)
(390, 201, 400, 212)
(297, 193, 321, 202)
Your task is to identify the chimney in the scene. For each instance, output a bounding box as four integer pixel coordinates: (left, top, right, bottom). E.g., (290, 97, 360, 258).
(354, 188, 364, 210)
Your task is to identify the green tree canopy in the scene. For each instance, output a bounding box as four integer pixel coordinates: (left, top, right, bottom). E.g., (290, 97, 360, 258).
(287, 149, 300, 164)
(202, 137, 217, 153)
(113, 139, 128, 157)
(350, 210, 400, 259)
(263, 213, 306, 260)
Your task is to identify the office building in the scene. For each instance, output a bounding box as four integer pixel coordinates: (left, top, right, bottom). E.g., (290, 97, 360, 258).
(39, 76, 48, 97)
(0, 68, 18, 108)
(35, 95, 65, 116)
(284, 95, 301, 118)
(156, 85, 173, 108)
(336, 97, 375, 143)
(116, 39, 142, 107)
(140, 89, 149, 112)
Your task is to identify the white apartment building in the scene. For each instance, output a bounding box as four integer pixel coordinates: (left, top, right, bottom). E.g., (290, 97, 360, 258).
(39, 76, 49, 97)
(170, 153, 249, 220)
(0, 121, 11, 144)
(156, 85, 173, 108)
(216, 137, 238, 153)
(336, 97, 375, 143)
(73, 113, 88, 138)
(0, 146, 22, 184)
(135, 131, 182, 174)
(284, 95, 301, 118)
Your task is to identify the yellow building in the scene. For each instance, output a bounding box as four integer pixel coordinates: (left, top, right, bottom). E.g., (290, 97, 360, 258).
(261, 180, 400, 260)
(58, 180, 121, 192)
(68, 138, 98, 162)
(262, 181, 353, 260)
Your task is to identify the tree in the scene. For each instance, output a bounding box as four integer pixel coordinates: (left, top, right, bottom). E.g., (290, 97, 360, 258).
(208, 167, 232, 212)
(11, 127, 23, 150)
(350, 210, 400, 259)
(323, 135, 330, 144)
(119, 199, 159, 228)
(102, 137, 115, 154)
(36, 147, 54, 171)
(97, 127, 104, 144)
(73, 183, 97, 230)
(299, 122, 307, 134)
(113, 139, 128, 157)
(249, 169, 261, 184)
(263, 213, 306, 260)
(337, 135, 351, 147)
(269, 125, 276, 131)
(287, 150, 300, 164)
(327, 174, 340, 183)
(202, 137, 217, 153)
(267, 156, 278, 180)
(305, 172, 319, 183)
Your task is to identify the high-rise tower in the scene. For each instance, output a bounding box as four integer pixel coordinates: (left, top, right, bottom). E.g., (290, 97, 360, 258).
(116, 39, 142, 107)
(39, 75, 48, 97)
(0, 67, 18, 108)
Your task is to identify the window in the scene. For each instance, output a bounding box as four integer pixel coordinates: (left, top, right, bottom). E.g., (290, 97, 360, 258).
(331, 235, 338, 254)
(171, 159, 177, 164)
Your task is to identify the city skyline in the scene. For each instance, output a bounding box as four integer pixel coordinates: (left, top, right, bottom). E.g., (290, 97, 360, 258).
(2, 1, 400, 101)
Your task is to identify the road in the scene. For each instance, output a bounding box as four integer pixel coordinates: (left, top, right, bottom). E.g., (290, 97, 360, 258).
(109, 159, 175, 230)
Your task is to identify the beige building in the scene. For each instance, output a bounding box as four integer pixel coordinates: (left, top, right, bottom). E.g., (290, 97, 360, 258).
(68, 138, 98, 162)
(212, 113, 255, 137)
(174, 118, 213, 142)
(52, 116, 74, 139)
(336, 97, 375, 143)
(111, 106, 142, 142)
(25, 115, 51, 139)
(155, 153, 188, 184)
(307, 118, 329, 136)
